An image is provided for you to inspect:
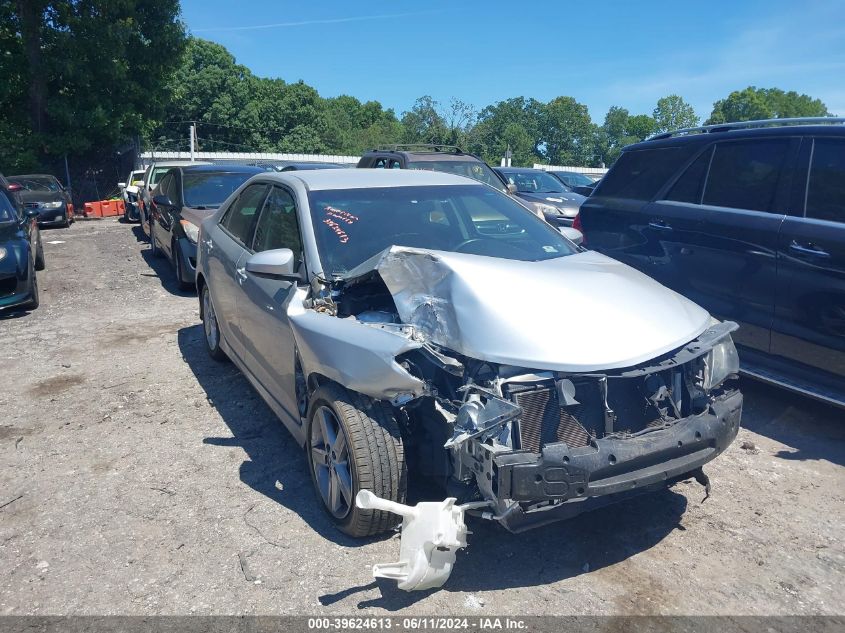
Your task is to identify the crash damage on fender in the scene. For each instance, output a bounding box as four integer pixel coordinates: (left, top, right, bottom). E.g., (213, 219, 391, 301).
(288, 244, 742, 590)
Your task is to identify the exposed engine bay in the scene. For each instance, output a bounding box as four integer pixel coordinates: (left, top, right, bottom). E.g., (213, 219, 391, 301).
(288, 246, 743, 590)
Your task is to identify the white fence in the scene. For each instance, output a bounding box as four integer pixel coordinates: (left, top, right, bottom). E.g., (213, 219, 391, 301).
(139, 151, 360, 166)
(534, 164, 608, 177)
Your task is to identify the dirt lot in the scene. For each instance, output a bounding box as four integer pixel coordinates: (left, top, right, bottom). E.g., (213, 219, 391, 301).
(1, 219, 843, 616)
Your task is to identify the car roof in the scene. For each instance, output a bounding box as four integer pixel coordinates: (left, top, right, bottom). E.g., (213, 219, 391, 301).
(496, 167, 546, 173)
(179, 164, 265, 174)
(625, 123, 845, 152)
(9, 173, 58, 179)
(272, 168, 481, 191)
(148, 161, 211, 169)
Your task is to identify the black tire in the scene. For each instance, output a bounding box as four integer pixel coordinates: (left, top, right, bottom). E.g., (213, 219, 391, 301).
(173, 240, 192, 291)
(306, 383, 407, 538)
(150, 223, 163, 258)
(34, 233, 46, 271)
(201, 283, 227, 361)
(25, 264, 39, 310)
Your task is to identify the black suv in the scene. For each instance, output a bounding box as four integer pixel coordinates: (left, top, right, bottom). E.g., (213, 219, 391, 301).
(578, 117, 845, 406)
(357, 145, 511, 193)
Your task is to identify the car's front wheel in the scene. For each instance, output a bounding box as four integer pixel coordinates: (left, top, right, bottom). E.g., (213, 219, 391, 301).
(306, 383, 406, 537)
(25, 260, 39, 310)
(150, 223, 162, 258)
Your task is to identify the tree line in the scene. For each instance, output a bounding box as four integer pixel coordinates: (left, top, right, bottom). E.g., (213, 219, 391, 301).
(0, 1, 835, 178)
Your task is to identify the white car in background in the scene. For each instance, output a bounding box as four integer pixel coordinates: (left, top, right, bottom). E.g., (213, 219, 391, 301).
(118, 169, 146, 222)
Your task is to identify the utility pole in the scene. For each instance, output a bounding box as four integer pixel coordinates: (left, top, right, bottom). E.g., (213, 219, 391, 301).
(189, 123, 195, 161)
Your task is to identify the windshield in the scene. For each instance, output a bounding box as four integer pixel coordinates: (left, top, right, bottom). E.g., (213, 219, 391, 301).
(554, 171, 594, 187)
(0, 191, 17, 222)
(131, 171, 145, 184)
(9, 176, 60, 192)
(182, 172, 256, 208)
(406, 160, 506, 192)
(150, 167, 171, 187)
(502, 170, 568, 194)
(308, 184, 578, 276)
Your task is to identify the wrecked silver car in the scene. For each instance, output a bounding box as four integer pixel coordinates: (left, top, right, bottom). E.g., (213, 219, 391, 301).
(196, 169, 742, 591)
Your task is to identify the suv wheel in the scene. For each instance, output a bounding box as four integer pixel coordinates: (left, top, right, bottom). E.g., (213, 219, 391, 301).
(306, 383, 406, 537)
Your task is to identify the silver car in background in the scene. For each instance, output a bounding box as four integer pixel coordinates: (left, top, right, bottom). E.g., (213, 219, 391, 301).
(195, 169, 742, 590)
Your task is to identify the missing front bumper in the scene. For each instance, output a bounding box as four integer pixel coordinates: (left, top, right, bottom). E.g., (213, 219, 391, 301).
(493, 390, 742, 530)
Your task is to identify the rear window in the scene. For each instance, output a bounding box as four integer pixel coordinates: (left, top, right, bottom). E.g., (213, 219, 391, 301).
(594, 147, 694, 201)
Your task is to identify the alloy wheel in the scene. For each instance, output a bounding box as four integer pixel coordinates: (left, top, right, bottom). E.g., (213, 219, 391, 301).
(202, 287, 219, 350)
(310, 406, 353, 519)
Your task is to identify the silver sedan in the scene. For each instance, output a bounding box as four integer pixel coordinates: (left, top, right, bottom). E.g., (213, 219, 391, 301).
(195, 169, 741, 587)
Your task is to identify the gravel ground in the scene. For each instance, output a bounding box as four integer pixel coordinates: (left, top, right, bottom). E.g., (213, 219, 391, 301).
(1, 219, 843, 616)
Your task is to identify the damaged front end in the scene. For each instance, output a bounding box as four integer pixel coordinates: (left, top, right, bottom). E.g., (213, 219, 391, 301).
(294, 246, 742, 590)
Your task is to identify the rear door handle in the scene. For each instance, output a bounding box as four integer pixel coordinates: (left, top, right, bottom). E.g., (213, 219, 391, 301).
(789, 241, 830, 258)
(648, 220, 673, 231)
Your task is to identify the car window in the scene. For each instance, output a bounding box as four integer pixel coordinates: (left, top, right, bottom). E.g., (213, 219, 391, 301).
(150, 167, 171, 187)
(373, 158, 388, 168)
(502, 170, 567, 194)
(0, 190, 16, 222)
(182, 171, 255, 208)
(702, 139, 790, 212)
(389, 160, 402, 169)
(221, 184, 269, 246)
(157, 174, 174, 201)
(594, 146, 695, 201)
(805, 138, 845, 223)
(664, 147, 713, 204)
(252, 186, 303, 255)
(406, 159, 507, 192)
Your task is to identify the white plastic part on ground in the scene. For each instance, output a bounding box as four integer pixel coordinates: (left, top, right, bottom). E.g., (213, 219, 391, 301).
(355, 490, 472, 591)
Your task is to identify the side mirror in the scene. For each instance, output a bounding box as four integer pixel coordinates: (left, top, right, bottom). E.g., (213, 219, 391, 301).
(117, 182, 126, 188)
(507, 183, 517, 195)
(244, 248, 301, 281)
(153, 194, 173, 207)
(558, 226, 583, 246)
(24, 208, 40, 219)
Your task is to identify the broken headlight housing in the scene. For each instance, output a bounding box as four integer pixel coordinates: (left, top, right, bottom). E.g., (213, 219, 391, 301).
(702, 335, 740, 391)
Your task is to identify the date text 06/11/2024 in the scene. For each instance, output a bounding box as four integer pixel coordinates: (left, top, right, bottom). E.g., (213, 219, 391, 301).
(307, 617, 529, 630)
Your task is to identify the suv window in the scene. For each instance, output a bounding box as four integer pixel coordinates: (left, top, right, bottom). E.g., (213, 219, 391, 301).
(252, 186, 303, 255)
(221, 184, 269, 245)
(702, 139, 790, 212)
(373, 158, 388, 168)
(596, 146, 695, 201)
(665, 147, 713, 204)
(806, 138, 845, 223)
(157, 174, 174, 202)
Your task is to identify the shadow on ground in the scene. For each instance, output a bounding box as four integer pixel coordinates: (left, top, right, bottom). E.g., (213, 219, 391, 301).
(178, 322, 691, 605)
(138, 226, 194, 297)
(738, 377, 845, 466)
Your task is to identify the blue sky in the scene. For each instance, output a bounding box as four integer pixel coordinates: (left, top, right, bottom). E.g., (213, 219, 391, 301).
(181, 0, 845, 122)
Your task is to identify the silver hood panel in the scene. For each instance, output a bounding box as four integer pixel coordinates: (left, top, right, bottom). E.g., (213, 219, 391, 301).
(344, 246, 711, 372)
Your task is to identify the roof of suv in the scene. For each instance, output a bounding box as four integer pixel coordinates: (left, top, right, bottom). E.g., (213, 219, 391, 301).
(360, 145, 487, 163)
(627, 117, 845, 152)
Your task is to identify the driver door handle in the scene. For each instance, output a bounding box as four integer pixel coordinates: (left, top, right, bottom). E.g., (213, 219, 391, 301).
(789, 241, 830, 258)
(236, 267, 248, 284)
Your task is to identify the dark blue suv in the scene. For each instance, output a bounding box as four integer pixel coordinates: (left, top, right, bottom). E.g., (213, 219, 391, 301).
(579, 117, 845, 406)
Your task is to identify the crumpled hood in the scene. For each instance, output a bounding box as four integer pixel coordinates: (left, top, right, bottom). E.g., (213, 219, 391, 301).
(343, 246, 711, 372)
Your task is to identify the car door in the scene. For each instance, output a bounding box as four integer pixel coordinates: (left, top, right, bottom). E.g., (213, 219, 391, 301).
(771, 136, 845, 382)
(157, 172, 181, 260)
(237, 185, 306, 420)
(686, 137, 798, 354)
(150, 172, 173, 248)
(206, 183, 270, 360)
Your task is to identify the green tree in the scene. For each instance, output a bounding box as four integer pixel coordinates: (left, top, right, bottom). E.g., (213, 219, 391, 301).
(652, 95, 699, 134)
(706, 86, 831, 124)
(0, 0, 185, 169)
(400, 96, 450, 144)
(542, 96, 595, 166)
(468, 97, 545, 166)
